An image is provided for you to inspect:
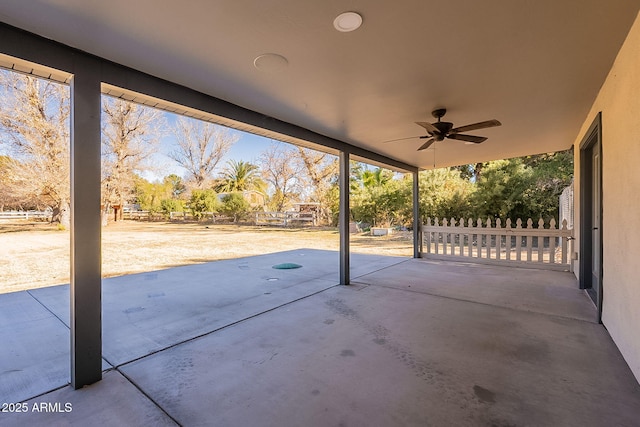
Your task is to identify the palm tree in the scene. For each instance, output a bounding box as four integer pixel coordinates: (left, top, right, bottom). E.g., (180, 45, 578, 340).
(217, 160, 266, 193)
(361, 167, 393, 188)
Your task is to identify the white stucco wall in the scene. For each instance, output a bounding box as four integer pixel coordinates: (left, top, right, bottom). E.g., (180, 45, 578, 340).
(573, 11, 640, 382)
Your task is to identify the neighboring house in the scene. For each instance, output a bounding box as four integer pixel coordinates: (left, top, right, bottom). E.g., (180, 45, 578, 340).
(217, 190, 266, 210)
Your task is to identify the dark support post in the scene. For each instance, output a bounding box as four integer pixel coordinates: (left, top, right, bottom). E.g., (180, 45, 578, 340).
(413, 170, 422, 258)
(339, 151, 350, 285)
(70, 60, 102, 389)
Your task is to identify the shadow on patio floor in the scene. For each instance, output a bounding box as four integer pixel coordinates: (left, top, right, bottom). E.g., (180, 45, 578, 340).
(1, 251, 639, 426)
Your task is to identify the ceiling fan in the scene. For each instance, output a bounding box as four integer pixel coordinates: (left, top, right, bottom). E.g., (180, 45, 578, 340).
(386, 109, 501, 151)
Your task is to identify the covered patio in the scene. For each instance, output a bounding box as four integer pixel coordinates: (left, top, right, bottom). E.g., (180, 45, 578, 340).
(2, 251, 639, 426)
(2, 1, 640, 425)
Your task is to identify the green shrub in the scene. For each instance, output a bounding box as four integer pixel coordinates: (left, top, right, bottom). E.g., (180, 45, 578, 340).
(160, 198, 185, 218)
(190, 189, 219, 220)
(220, 193, 249, 222)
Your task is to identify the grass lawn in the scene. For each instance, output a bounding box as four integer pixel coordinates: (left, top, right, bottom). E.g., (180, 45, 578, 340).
(0, 220, 413, 293)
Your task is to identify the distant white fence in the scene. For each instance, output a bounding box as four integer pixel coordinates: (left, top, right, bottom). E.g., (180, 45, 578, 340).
(254, 211, 317, 227)
(122, 210, 317, 226)
(0, 210, 52, 221)
(422, 217, 574, 271)
(121, 210, 163, 221)
(167, 212, 231, 222)
(121, 211, 231, 222)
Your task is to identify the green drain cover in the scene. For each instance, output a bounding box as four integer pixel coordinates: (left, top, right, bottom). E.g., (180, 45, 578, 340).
(272, 263, 303, 269)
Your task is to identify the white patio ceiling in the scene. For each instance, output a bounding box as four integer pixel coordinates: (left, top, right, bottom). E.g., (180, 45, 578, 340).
(0, 0, 638, 169)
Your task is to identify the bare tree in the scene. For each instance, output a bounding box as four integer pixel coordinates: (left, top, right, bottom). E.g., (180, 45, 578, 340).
(0, 155, 20, 211)
(296, 147, 339, 223)
(101, 96, 163, 220)
(169, 117, 238, 189)
(0, 70, 70, 224)
(259, 142, 303, 211)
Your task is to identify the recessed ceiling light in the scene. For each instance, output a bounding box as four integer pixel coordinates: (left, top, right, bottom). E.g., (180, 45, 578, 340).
(333, 12, 363, 32)
(253, 53, 288, 72)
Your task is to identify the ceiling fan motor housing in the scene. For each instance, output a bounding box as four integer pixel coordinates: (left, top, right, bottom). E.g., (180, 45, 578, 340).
(433, 121, 453, 140)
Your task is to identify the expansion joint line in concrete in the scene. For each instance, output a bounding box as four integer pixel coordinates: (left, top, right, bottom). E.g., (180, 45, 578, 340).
(26, 289, 69, 329)
(17, 261, 407, 407)
(111, 281, 351, 426)
(114, 282, 342, 369)
(370, 282, 599, 325)
(350, 258, 412, 282)
(18, 383, 69, 403)
(114, 369, 183, 427)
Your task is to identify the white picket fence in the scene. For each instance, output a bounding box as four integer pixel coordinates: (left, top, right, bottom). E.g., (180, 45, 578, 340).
(422, 217, 574, 271)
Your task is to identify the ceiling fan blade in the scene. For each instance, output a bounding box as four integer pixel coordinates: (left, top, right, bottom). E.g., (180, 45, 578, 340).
(382, 135, 423, 143)
(447, 134, 487, 143)
(450, 119, 501, 134)
(417, 138, 435, 151)
(415, 121, 439, 134)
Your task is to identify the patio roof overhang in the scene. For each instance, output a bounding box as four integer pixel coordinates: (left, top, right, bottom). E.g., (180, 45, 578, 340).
(1, 0, 638, 170)
(0, 51, 415, 173)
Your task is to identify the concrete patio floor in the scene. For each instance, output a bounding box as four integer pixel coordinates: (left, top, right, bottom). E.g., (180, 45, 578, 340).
(1, 250, 639, 426)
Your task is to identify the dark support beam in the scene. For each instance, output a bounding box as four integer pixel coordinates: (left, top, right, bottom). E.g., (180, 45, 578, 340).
(100, 63, 417, 172)
(70, 58, 102, 389)
(413, 171, 422, 258)
(339, 151, 350, 285)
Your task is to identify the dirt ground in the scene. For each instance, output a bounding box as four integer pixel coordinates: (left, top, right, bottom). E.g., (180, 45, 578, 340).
(0, 220, 413, 294)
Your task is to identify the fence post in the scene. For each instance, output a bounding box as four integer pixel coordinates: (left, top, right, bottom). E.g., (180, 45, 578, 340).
(485, 217, 492, 259)
(526, 218, 534, 261)
(434, 218, 440, 254)
(443, 217, 449, 255)
(561, 219, 569, 265)
(515, 218, 523, 261)
(467, 218, 474, 257)
(549, 218, 557, 264)
(458, 217, 464, 256)
(425, 217, 432, 254)
(475, 218, 482, 258)
(448, 218, 454, 255)
(537, 218, 545, 263)
(495, 218, 502, 260)
(443, 218, 449, 255)
(444, 220, 455, 255)
(505, 218, 512, 260)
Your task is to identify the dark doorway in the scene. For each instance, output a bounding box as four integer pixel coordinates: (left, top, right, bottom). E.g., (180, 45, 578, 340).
(579, 113, 603, 322)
